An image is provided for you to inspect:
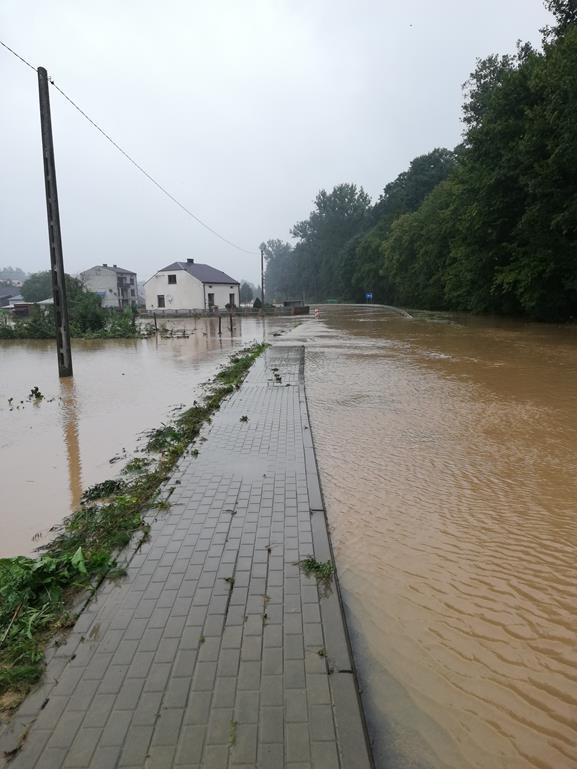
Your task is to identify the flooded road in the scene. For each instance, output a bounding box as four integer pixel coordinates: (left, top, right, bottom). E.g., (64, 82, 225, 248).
(292, 306, 577, 769)
(0, 315, 295, 557)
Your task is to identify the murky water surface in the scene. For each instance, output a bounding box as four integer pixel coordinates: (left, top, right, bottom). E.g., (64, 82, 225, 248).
(292, 306, 577, 769)
(0, 316, 294, 557)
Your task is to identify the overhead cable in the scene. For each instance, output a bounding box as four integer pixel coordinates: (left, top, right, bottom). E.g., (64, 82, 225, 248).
(0, 38, 256, 255)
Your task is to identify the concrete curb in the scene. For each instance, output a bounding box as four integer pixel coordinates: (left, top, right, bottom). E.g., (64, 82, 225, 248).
(297, 352, 376, 769)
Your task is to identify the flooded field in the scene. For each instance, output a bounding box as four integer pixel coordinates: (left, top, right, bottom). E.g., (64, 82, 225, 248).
(295, 306, 577, 769)
(0, 315, 295, 557)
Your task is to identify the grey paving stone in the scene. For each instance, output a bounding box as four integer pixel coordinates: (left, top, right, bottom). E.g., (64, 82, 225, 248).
(183, 692, 212, 725)
(284, 659, 306, 689)
(115, 677, 145, 710)
(118, 724, 154, 766)
(206, 707, 234, 744)
(163, 677, 192, 709)
(310, 740, 340, 769)
(61, 726, 100, 767)
(191, 661, 217, 691)
(285, 689, 308, 723)
(234, 690, 259, 724)
(209, 677, 235, 710)
(237, 660, 260, 690)
(260, 706, 284, 743)
(144, 662, 172, 692)
(306, 674, 331, 706)
(175, 724, 206, 765)
(203, 743, 229, 768)
(100, 709, 133, 746)
(286, 722, 311, 763)
(230, 723, 257, 765)
(88, 745, 121, 769)
(133, 691, 164, 726)
(147, 745, 177, 769)
(151, 707, 184, 747)
(261, 675, 283, 707)
(46, 710, 84, 748)
(172, 650, 197, 679)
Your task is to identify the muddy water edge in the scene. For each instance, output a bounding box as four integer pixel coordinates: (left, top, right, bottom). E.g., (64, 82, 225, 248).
(0, 315, 297, 557)
(294, 305, 577, 769)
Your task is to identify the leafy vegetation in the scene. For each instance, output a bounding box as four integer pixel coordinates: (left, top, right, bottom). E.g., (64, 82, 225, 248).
(0, 343, 266, 710)
(264, 3, 577, 321)
(0, 272, 146, 339)
(239, 280, 258, 304)
(297, 556, 335, 583)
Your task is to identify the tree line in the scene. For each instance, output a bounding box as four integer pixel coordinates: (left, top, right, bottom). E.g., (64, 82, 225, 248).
(264, 1, 577, 322)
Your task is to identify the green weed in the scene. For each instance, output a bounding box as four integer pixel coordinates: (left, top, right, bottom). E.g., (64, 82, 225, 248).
(297, 556, 335, 582)
(81, 479, 126, 502)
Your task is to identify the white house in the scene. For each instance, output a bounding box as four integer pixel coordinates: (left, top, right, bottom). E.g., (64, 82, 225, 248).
(144, 260, 240, 312)
(80, 264, 138, 309)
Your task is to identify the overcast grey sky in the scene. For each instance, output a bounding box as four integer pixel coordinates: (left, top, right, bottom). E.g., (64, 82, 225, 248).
(1, 0, 552, 284)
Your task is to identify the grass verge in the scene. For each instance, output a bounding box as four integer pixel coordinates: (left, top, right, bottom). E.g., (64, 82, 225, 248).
(0, 342, 266, 713)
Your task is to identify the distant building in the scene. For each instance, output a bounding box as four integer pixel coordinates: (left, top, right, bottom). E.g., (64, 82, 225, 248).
(0, 287, 21, 307)
(80, 264, 137, 309)
(144, 259, 240, 311)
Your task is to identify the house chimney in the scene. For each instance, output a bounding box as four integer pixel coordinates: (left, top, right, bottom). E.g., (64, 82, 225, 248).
(187, 258, 194, 264)
(113, 264, 117, 268)
(103, 263, 108, 267)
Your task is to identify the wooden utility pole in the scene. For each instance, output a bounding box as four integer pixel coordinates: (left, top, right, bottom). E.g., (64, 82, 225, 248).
(38, 66, 73, 377)
(260, 244, 265, 307)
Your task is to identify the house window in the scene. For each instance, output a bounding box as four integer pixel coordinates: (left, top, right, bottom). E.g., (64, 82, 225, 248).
(207, 293, 215, 308)
(130, 289, 135, 297)
(168, 274, 176, 284)
(157, 295, 165, 308)
(229, 293, 236, 307)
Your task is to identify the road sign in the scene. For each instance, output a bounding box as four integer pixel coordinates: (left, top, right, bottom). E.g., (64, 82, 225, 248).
(365, 292, 373, 302)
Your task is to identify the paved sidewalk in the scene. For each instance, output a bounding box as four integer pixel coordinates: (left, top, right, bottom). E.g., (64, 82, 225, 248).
(1, 346, 372, 769)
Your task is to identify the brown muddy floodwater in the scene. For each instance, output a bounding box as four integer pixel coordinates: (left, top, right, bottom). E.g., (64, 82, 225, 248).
(293, 305, 577, 769)
(0, 315, 297, 557)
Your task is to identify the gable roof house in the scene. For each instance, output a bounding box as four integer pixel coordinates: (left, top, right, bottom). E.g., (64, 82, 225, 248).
(144, 259, 240, 312)
(80, 264, 138, 310)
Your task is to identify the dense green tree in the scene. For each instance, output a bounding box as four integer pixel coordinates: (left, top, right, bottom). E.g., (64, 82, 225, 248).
(21, 271, 53, 302)
(19, 271, 111, 332)
(382, 178, 462, 308)
(289, 184, 371, 300)
(239, 281, 255, 304)
(544, 0, 577, 35)
(261, 240, 296, 300)
(351, 148, 457, 300)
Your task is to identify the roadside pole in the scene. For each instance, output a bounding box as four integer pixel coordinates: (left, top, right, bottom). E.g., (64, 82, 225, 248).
(260, 244, 265, 307)
(38, 66, 73, 377)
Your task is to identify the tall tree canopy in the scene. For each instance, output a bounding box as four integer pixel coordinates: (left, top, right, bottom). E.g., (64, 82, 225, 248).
(263, 3, 577, 321)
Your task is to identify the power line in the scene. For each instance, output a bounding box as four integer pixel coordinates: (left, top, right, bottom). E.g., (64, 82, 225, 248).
(0, 39, 256, 256)
(0, 39, 37, 72)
